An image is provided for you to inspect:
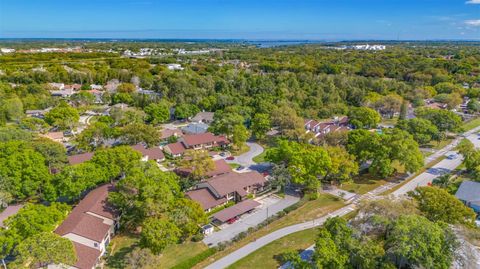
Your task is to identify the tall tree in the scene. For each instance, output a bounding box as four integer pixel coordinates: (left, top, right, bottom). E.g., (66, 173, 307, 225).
(44, 101, 79, 130)
(180, 149, 215, 179)
(15, 232, 76, 269)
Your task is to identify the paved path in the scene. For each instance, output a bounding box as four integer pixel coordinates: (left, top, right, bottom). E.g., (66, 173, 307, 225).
(203, 193, 300, 247)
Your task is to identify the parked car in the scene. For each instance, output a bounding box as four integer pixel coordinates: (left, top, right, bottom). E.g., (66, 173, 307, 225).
(226, 156, 235, 160)
(236, 166, 246, 171)
(227, 216, 239, 224)
(447, 154, 458, 160)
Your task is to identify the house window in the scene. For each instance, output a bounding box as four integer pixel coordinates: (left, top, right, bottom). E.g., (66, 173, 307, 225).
(94, 242, 99, 248)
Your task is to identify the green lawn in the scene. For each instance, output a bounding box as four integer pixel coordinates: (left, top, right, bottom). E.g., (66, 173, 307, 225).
(252, 149, 269, 163)
(229, 163, 241, 169)
(422, 138, 454, 151)
(462, 117, 480, 131)
(106, 234, 208, 269)
(340, 177, 388, 195)
(227, 228, 317, 269)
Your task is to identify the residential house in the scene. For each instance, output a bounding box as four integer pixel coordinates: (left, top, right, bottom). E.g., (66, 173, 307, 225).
(167, 63, 184, 70)
(186, 171, 267, 213)
(51, 88, 75, 98)
(182, 122, 209, 134)
(176, 159, 232, 178)
(41, 131, 66, 143)
(163, 132, 229, 157)
(191, 112, 215, 124)
(54, 184, 119, 269)
(131, 144, 165, 163)
(160, 128, 184, 141)
(68, 152, 94, 165)
(304, 116, 349, 138)
(455, 180, 480, 214)
(0, 204, 24, 228)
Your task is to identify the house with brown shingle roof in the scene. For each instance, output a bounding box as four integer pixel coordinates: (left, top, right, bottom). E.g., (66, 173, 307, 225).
(185, 171, 267, 212)
(54, 184, 118, 269)
(68, 152, 94, 165)
(175, 159, 231, 178)
(131, 144, 165, 163)
(163, 132, 230, 157)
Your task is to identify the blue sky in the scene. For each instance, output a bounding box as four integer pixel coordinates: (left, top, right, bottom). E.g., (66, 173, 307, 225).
(0, 0, 479, 40)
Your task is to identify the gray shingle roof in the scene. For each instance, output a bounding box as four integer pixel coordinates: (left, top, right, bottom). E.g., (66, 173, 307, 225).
(455, 180, 480, 203)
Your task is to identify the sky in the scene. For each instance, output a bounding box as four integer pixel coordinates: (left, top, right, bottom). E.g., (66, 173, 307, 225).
(0, 0, 479, 40)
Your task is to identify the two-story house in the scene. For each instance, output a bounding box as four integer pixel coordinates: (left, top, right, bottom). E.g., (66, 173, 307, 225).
(53, 184, 119, 269)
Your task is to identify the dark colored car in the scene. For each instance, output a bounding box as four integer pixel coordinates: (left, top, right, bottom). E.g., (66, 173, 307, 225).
(226, 156, 235, 160)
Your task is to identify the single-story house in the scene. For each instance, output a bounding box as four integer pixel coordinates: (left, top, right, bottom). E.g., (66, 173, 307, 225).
(191, 112, 215, 124)
(160, 128, 184, 141)
(54, 184, 118, 269)
(455, 180, 480, 213)
(0, 204, 24, 228)
(182, 122, 209, 135)
(212, 199, 260, 223)
(176, 159, 231, 178)
(186, 171, 267, 212)
(68, 152, 94, 165)
(41, 131, 65, 143)
(131, 144, 165, 163)
(163, 132, 229, 157)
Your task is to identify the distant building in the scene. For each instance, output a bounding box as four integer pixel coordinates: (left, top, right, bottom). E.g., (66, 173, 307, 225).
(26, 107, 51, 119)
(54, 184, 119, 269)
(167, 63, 184, 70)
(455, 180, 480, 214)
(48, 83, 65, 90)
(304, 116, 350, 138)
(68, 152, 94, 165)
(191, 112, 215, 124)
(182, 122, 209, 135)
(40, 131, 66, 143)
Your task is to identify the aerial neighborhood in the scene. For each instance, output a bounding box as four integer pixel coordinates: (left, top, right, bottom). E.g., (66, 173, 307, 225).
(1, 38, 480, 269)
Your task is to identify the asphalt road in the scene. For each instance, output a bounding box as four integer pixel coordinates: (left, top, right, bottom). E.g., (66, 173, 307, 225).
(392, 127, 480, 196)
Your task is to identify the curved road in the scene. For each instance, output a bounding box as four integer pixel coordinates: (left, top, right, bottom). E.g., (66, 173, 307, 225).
(227, 141, 264, 166)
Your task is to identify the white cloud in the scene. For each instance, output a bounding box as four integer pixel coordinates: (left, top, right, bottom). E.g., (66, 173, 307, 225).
(465, 19, 480, 26)
(466, 0, 480, 4)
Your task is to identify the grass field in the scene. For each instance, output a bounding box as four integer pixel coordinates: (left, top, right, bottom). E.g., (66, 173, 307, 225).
(106, 234, 208, 269)
(462, 117, 480, 131)
(194, 194, 345, 268)
(340, 177, 389, 194)
(229, 163, 241, 169)
(252, 149, 269, 163)
(227, 228, 317, 269)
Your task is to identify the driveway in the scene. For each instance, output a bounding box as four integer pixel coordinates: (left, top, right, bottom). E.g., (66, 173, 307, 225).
(203, 193, 300, 247)
(226, 142, 264, 167)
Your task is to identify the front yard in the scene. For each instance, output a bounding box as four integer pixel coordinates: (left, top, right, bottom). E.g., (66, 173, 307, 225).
(227, 228, 316, 269)
(193, 194, 345, 268)
(106, 234, 208, 269)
